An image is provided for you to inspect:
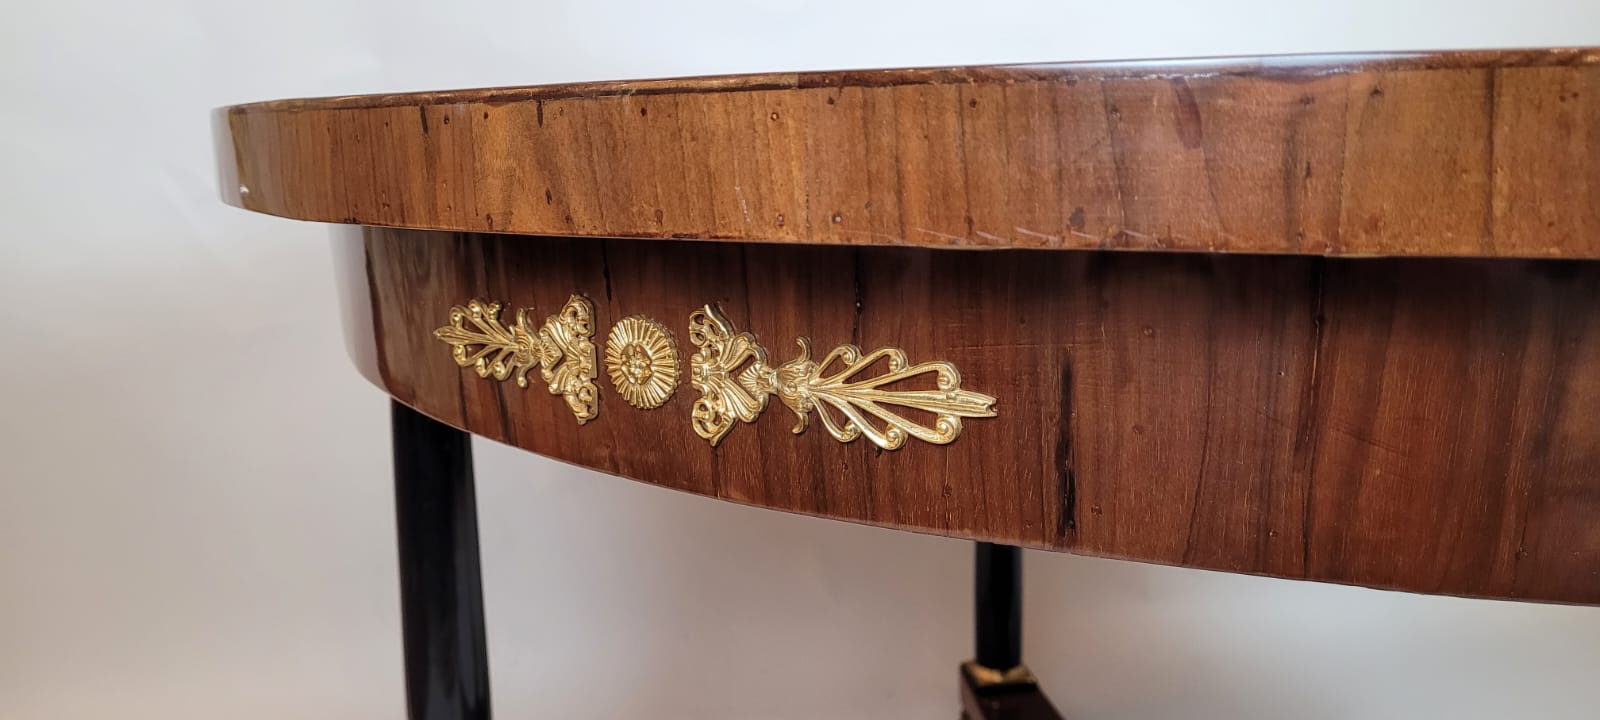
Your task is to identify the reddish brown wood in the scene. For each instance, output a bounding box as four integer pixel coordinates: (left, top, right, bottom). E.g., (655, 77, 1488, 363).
(218, 49, 1600, 605)
(219, 51, 1600, 720)
(220, 49, 1600, 258)
(351, 228, 1600, 604)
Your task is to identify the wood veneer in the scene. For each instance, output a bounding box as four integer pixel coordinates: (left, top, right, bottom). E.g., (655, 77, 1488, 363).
(353, 227, 1600, 604)
(222, 49, 1600, 258)
(221, 49, 1600, 606)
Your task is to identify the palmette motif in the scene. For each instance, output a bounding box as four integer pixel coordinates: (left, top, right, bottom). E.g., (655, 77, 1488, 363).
(687, 305, 997, 450)
(535, 296, 600, 424)
(433, 295, 599, 424)
(687, 306, 771, 445)
(433, 299, 541, 387)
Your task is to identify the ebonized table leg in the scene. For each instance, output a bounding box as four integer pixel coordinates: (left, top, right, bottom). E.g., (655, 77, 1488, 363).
(962, 542, 1063, 720)
(392, 401, 492, 720)
(392, 399, 1059, 720)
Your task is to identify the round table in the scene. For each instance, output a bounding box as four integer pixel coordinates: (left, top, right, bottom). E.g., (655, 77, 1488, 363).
(216, 48, 1600, 719)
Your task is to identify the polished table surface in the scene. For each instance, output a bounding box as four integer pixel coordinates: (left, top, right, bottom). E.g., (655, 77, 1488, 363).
(219, 49, 1600, 609)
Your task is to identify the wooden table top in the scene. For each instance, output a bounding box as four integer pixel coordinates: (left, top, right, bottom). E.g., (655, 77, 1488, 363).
(220, 48, 1600, 258)
(220, 49, 1600, 605)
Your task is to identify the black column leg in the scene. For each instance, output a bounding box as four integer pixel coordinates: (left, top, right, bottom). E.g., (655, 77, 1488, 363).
(975, 542, 1022, 671)
(392, 401, 491, 720)
(961, 542, 1062, 720)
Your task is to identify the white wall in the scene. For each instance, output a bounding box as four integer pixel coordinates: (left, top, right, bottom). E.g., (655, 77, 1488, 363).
(2, 1, 1598, 718)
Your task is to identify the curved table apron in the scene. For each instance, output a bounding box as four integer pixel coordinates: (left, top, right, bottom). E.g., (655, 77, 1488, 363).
(222, 50, 1600, 605)
(334, 226, 1600, 606)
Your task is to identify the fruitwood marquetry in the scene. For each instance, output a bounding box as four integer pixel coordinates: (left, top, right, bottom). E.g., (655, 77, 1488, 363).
(221, 49, 1600, 259)
(353, 227, 1600, 605)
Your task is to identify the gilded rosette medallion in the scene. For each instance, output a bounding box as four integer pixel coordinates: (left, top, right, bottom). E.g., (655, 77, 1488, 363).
(605, 315, 679, 409)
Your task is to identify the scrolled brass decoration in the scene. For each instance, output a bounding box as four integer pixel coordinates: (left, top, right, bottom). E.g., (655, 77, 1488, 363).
(433, 295, 600, 424)
(605, 315, 679, 409)
(687, 305, 997, 449)
(687, 305, 771, 445)
(435, 299, 541, 387)
(770, 339, 996, 449)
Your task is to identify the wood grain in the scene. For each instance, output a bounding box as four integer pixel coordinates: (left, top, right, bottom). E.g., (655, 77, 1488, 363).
(222, 49, 1600, 259)
(351, 228, 1600, 605)
(225, 51, 1600, 605)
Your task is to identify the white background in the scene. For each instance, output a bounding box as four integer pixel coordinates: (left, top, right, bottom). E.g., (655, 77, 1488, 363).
(3, 1, 1599, 718)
